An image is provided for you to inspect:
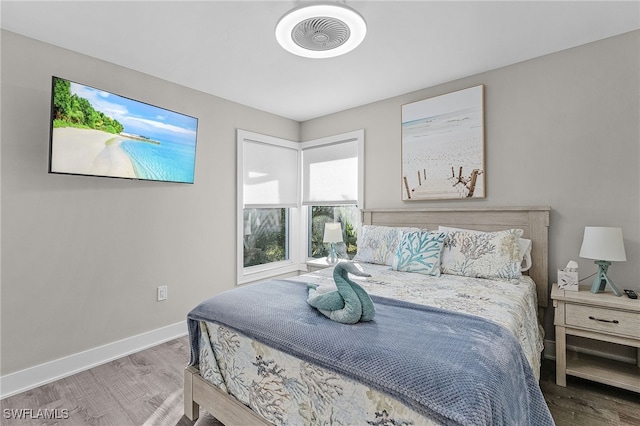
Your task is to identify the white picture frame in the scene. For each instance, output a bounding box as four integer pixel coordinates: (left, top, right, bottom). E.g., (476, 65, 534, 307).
(401, 85, 485, 201)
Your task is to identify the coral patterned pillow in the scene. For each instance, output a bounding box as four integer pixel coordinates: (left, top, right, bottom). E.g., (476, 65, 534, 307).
(441, 229, 524, 279)
(354, 225, 420, 265)
(392, 231, 446, 276)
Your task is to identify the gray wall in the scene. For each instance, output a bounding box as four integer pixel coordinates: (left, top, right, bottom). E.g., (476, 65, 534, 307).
(0, 30, 299, 375)
(302, 30, 640, 345)
(2, 29, 639, 375)
(302, 30, 639, 291)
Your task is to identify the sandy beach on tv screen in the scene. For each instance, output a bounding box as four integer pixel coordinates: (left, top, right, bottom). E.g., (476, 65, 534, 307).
(51, 127, 137, 178)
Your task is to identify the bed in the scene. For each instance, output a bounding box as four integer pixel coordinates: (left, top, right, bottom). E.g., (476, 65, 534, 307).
(184, 207, 553, 425)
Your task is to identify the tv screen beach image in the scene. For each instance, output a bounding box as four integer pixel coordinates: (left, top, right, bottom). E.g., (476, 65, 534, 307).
(49, 77, 198, 183)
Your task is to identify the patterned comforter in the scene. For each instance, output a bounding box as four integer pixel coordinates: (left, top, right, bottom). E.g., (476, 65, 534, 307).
(194, 263, 546, 426)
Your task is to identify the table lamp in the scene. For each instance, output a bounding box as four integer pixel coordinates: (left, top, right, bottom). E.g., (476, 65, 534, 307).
(579, 226, 626, 296)
(323, 222, 343, 264)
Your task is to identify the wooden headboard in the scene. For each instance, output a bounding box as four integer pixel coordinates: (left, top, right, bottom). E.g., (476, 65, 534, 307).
(361, 207, 551, 308)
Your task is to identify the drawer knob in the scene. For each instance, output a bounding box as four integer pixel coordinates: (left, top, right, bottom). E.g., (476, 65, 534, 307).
(588, 315, 619, 324)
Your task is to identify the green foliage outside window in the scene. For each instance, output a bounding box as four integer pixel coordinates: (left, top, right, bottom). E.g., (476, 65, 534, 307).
(243, 208, 288, 267)
(242, 206, 358, 268)
(310, 205, 358, 259)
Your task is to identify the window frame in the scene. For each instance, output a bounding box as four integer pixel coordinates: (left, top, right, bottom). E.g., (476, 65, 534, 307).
(237, 130, 301, 284)
(299, 130, 364, 263)
(237, 129, 364, 284)
(305, 204, 361, 260)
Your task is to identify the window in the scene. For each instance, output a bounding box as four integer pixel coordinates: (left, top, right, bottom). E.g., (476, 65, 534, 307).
(301, 138, 359, 206)
(237, 129, 363, 284)
(243, 208, 288, 267)
(237, 130, 300, 283)
(301, 131, 364, 261)
(308, 205, 359, 259)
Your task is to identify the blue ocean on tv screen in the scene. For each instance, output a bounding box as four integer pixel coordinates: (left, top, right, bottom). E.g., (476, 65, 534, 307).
(121, 138, 196, 183)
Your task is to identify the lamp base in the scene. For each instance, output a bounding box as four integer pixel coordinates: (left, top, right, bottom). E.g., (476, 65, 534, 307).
(327, 243, 339, 264)
(590, 260, 622, 296)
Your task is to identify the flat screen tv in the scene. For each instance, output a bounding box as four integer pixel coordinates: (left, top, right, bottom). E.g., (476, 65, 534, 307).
(49, 76, 198, 183)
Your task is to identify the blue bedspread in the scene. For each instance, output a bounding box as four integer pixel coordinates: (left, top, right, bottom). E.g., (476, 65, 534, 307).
(188, 280, 554, 426)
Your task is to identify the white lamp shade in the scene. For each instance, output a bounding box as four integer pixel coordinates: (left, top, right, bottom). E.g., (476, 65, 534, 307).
(579, 226, 627, 261)
(323, 222, 343, 243)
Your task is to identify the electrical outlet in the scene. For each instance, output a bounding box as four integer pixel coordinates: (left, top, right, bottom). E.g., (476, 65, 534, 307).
(157, 285, 168, 301)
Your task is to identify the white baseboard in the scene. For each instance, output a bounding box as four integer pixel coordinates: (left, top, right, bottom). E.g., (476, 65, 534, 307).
(543, 339, 637, 364)
(0, 321, 188, 400)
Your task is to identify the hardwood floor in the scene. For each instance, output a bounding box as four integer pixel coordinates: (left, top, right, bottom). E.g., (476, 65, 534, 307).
(0, 337, 219, 426)
(2, 336, 638, 425)
(539, 358, 640, 426)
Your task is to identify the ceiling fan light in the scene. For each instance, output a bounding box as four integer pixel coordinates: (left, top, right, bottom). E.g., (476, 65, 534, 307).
(275, 2, 367, 59)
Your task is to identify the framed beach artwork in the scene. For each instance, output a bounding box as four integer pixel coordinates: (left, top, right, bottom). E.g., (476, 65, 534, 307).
(49, 76, 198, 184)
(401, 85, 485, 201)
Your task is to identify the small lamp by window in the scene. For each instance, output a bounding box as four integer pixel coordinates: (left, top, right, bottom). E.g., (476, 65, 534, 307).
(323, 222, 343, 264)
(579, 226, 626, 296)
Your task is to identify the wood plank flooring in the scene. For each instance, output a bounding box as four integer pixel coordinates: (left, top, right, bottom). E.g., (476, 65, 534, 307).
(1, 336, 638, 425)
(539, 358, 640, 426)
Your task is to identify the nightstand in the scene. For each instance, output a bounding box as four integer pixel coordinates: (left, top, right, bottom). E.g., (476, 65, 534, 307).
(305, 257, 344, 272)
(551, 284, 640, 392)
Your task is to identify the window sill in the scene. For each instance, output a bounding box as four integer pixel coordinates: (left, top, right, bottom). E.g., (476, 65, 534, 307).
(238, 262, 306, 285)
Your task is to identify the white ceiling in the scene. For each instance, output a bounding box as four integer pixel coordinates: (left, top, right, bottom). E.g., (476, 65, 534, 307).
(2, 1, 639, 122)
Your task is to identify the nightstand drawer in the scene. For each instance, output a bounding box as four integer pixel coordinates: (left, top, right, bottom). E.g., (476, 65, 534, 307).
(565, 304, 639, 338)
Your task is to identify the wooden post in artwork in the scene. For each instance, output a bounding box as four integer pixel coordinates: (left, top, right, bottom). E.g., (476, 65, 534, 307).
(451, 166, 455, 178)
(417, 171, 422, 186)
(467, 169, 479, 197)
(458, 166, 463, 181)
(423, 169, 427, 181)
(403, 176, 411, 199)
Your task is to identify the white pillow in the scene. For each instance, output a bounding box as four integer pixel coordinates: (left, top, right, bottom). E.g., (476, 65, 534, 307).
(517, 238, 532, 272)
(354, 225, 421, 265)
(440, 228, 524, 279)
(438, 226, 532, 272)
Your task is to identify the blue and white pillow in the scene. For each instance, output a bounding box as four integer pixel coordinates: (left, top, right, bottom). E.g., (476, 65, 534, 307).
(392, 231, 446, 276)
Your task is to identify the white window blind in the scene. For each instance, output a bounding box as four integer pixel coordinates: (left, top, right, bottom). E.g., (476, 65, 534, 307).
(242, 138, 299, 208)
(302, 138, 358, 205)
